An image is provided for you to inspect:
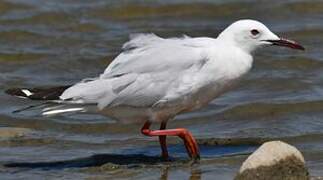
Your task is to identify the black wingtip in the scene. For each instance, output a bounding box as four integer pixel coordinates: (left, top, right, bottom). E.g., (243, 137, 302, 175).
(5, 88, 28, 97)
(5, 85, 71, 100)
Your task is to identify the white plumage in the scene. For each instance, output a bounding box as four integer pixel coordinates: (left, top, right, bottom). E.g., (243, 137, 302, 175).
(41, 19, 298, 123)
(6, 19, 304, 160)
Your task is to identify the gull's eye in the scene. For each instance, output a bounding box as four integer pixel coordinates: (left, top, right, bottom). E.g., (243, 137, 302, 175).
(251, 29, 260, 36)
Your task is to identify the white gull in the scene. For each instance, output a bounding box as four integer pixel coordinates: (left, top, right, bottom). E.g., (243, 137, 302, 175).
(6, 19, 304, 160)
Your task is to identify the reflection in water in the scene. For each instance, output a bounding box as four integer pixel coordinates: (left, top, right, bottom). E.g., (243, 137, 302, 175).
(160, 166, 201, 180)
(160, 166, 169, 180)
(189, 168, 202, 180)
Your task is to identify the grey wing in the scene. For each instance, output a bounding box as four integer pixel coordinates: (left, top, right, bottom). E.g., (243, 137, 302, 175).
(61, 34, 210, 109)
(101, 33, 206, 78)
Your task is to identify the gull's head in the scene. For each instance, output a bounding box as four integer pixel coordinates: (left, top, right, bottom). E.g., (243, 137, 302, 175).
(218, 19, 305, 53)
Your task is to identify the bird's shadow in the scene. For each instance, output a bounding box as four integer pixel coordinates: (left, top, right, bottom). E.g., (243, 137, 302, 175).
(3, 154, 177, 170)
(2, 143, 257, 171)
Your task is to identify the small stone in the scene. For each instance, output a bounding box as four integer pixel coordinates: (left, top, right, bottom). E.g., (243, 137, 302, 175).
(235, 141, 309, 180)
(0, 127, 32, 139)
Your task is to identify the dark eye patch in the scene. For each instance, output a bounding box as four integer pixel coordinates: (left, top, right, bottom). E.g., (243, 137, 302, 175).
(251, 29, 260, 36)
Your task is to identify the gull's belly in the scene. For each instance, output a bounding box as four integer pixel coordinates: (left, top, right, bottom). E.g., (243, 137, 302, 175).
(100, 76, 242, 124)
(182, 77, 241, 112)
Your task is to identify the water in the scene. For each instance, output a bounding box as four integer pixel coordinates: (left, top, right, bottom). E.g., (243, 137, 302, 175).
(0, 0, 322, 179)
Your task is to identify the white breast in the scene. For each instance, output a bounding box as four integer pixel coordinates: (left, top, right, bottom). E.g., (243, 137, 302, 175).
(183, 46, 253, 111)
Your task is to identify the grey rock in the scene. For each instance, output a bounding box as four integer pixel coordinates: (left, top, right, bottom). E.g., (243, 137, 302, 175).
(235, 141, 309, 180)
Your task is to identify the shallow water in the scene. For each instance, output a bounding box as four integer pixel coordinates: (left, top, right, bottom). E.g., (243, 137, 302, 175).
(0, 0, 323, 179)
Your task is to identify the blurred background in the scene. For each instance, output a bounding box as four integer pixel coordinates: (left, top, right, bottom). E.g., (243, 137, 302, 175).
(0, 0, 322, 179)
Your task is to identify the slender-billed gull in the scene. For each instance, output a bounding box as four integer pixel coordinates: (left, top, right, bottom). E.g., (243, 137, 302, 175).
(6, 19, 304, 161)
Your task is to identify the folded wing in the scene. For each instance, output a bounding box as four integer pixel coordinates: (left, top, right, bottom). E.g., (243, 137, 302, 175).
(60, 34, 211, 109)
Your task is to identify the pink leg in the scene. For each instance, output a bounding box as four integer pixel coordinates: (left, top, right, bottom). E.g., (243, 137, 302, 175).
(141, 121, 200, 160)
(159, 121, 169, 159)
